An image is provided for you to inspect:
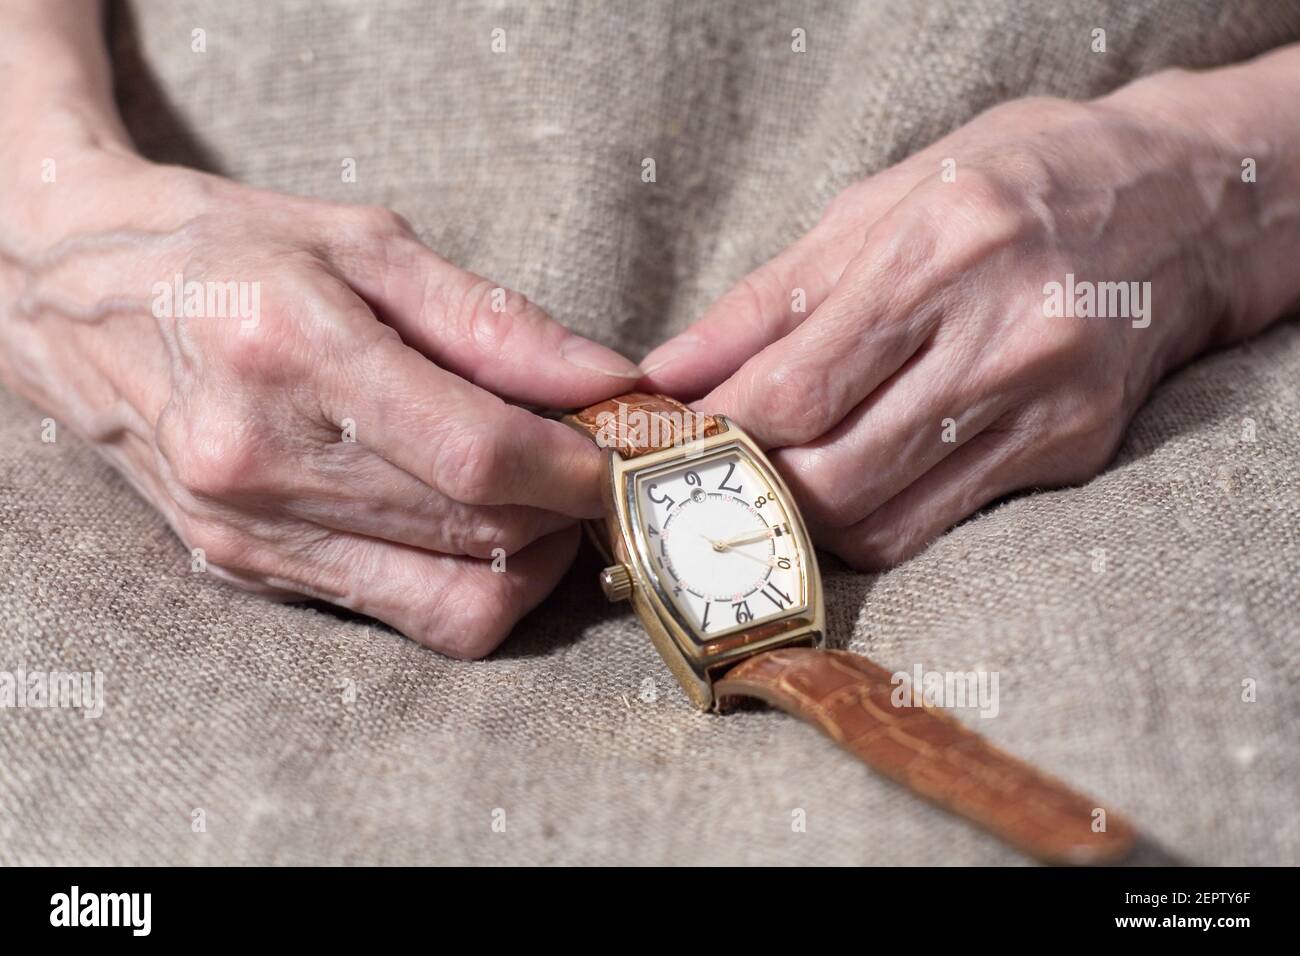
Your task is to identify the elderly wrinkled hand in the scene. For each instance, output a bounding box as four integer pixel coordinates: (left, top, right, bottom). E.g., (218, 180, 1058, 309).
(0, 150, 641, 656)
(642, 66, 1294, 568)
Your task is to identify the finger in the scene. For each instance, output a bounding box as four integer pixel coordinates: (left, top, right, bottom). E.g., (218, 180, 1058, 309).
(311, 275, 609, 518)
(639, 228, 851, 399)
(821, 430, 1029, 570)
(639, 110, 1034, 402)
(325, 212, 641, 406)
(350, 336, 608, 516)
(276, 442, 575, 558)
(344, 524, 582, 659)
(696, 202, 946, 448)
(771, 344, 1010, 528)
(640, 163, 929, 398)
(197, 520, 580, 659)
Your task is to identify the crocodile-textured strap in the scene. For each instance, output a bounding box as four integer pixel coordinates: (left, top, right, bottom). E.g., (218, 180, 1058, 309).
(563, 392, 722, 458)
(715, 647, 1138, 865)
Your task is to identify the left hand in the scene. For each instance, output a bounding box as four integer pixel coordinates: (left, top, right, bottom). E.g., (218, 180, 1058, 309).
(640, 87, 1245, 569)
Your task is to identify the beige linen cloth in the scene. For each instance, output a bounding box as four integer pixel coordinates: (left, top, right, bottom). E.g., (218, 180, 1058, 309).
(1, 0, 1297, 865)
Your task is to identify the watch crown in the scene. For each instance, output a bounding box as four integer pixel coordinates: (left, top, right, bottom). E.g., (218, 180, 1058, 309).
(598, 564, 634, 602)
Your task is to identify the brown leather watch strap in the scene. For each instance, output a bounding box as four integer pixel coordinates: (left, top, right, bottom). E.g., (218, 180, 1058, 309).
(715, 648, 1137, 865)
(563, 391, 722, 458)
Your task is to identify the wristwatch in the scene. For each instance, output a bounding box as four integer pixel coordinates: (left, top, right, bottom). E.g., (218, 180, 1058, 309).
(564, 392, 1138, 865)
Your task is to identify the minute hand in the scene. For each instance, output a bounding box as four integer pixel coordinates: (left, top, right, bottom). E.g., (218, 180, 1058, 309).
(715, 527, 777, 550)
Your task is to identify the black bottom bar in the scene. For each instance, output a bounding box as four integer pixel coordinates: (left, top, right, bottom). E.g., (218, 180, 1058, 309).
(0, 865, 1286, 941)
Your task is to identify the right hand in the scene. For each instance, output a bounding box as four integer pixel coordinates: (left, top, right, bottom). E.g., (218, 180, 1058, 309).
(0, 149, 641, 657)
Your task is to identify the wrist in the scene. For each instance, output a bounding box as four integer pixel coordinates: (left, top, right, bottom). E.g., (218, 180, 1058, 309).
(0, 142, 162, 254)
(1099, 52, 1300, 346)
(0, 101, 129, 165)
(0, 138, 171, 445)
(0, 2, 139, 248)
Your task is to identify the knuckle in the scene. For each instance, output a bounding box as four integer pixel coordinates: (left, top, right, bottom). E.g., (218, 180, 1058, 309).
(326, 204, 418, 268)
(946, 165, 1027, 224)
(449, 279, 550, 359)
(351, 204, 414, 237)
(432, 426, 508, 505)
(1016, 318, 1091, 377)
(183, 518, 254, 571)
(215, 326, 277, 377)
(458, 516, 531, 560)
(930, 158, 1049, 255)
(420, 579, 512, 659)
(746, 362, 831, 445)
(187, 271, 322, 379)
(165, 418, 265, 500)
(207, 305, 307, 380)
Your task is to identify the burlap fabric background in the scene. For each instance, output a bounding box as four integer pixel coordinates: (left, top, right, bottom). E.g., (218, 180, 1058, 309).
(1, 0, 1297, 865)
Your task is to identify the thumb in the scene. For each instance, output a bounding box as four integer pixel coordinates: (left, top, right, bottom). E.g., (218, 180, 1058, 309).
(638, 229, 843, 400)
(343, 234, 642, 408)
(640, 164, 923, 400)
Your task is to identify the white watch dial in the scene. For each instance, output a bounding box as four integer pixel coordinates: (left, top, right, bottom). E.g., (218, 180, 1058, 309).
(633, 449, 806, 639)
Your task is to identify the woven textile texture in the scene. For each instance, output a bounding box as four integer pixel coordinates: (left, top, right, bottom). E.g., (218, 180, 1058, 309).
(1, 0, 1297, 865)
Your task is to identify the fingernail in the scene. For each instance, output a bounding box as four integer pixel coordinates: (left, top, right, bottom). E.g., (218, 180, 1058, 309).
(560, 336, 643, 378)
(640, 333, 699, 376)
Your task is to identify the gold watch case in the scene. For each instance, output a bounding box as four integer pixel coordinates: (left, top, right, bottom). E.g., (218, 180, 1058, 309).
(590, 416, 825, 710)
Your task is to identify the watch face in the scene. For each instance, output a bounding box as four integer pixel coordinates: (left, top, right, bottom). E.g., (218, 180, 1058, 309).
(631, 447, 808, 640)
